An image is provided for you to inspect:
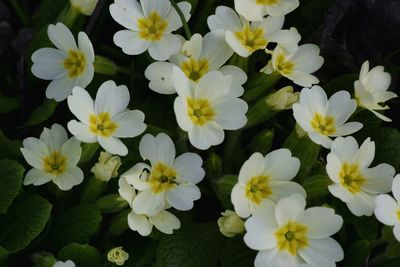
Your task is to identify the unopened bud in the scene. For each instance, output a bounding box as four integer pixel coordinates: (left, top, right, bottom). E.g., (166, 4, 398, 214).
(91, 151, 121, 182)
(107, 247, 129, 266)
(217, 210, 245, 237)
(266, 86, 299, 110)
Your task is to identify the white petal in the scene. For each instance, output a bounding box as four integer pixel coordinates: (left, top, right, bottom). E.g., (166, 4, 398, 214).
(292, 104, 312, 132)
(234, 0, 266, 21)
(31, 48, 67, 80)
(267, 28, 300, 55)
(331, 122, 363, 137)
(225, 31, 251, 58)
(393, 224, 400, 242)
(174, 97, 193, 131)
(150, 210, 181, 234)
(40, 124, 68, 152)
(145, 62, 176, 94)
(347, 191, 376, 216)
(121, 162, 151, 191)
(328, 184, 353, 202)
(298, 207, 343, 238)
(147, 34, 181, 61)
(118, 177, 136, 204)
(128, 211, 153, 236)
(47, 23, 77, 52)
(23, 168, 53, 186)
(275, 193, 305, 225)
(362, 163, 395, 194)
(166, 1, 191, 32)
(219, 65, 247, 85)
(353, 137, 375, 169)
(285, 71, 319, 88)
(95, 81, 130, 116)
(67, 120, 97, 143)
(268, 181, 306, 203)
(265, 0, 300, 17)
(61, 137, 82, 167)
(52, 167, 84, 190)
(291, 44, 323, 74)
(308, 132, 332, 149)
(188, 122, 224, 150)
(113, 30, 150, 56)
(238, 152, 266, 184)
(364, 65, 391, 93)
(172, 66, 195, 97)
(201, 30, 233, 70)
(299, 238, 344, 267)
(67, 86, 95, 124)
(21, 137, 49, 169)
(98, 136, 128, 156)
(173, 153, 204, 184)
(139, 133, 176, 166)
(330, 136, 359, 162)
(213, 97, 248, 130)
(207, 6, 241, 31)
(132, 190, 165, 216)
(374, 194, 399, 225)
(231, 183, 251, 218)
(264, 149, 300, 181)
(166, 184, 201, 210)
(392, 175, 400, 202)
(113, 110, 146, 138)
(196, 71, 232, 100)
(326, 153, 342, 183)
(109, 0, 143, 31)
(255, 249, 298, 267)
(46, 76, 76, 102)
(77, 32, 94, 63)
(142, 0, 170, 18)
(326, 90, 356, 125)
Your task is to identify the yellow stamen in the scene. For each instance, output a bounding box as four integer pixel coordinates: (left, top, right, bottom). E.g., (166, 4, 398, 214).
(310, 113, 336, 135)
(43, 152, 67, 175)
(149, 162, 177, 193)
(89, 112, 118, 137)
(257, 0, 279, 5)
(275, 52, 295, 75)
(63, 50, 86, 78)
(339, 163, 366, 194)
(137, 11, 168, 41)
(235, 26, 267, 53)
(187, 98, 215, 126)
(181, 58, 209, 82)
(245, 175, 272, 204)
(275, 221, 309, 256)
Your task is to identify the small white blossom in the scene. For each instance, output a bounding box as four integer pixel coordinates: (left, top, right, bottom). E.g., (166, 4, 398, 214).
(234, 0, 299, 21)
(53, 260, 75, 267)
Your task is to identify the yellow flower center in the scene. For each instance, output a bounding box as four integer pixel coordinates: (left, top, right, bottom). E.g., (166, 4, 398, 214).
(310, 113, 336, 135)
(397, 209, 400, 221)
(245, 175, 272, 204)
(89, 112, 118, 137)
(235, 26, 267, 53)
(257, 0, 279, 5)
(137, 11, 168, 41)
(275, 52, 295, 75)
(149, 162, 177, 193)
(187, 98, 215, 126)
(339, 163, 366, 194)
(63, 50, 86, 78)
(43, 152, 67, 175)
(181, 58, 209, 82)
(275, 221, 309, 256)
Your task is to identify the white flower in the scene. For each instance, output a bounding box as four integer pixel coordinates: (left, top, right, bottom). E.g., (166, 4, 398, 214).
(145, 31, 246, 97)
(20, 124, 83, 191)
(91, 151, 122, 181)
(207, 6, 301, 57)
(266, 86, 299, 110)
(262, 44, 324, 87)
(70, 0, 98, 15)
(354, 60, 398, 122)
(218, 210, 245, 237)
(107, 247, 129, 266)
(110, 0, 191, 61)
(231, 149, 305, 218)
(31, 23, 94, 102)
(292, 86, 363, 149)
(67, 80, 146, 156)
(172, 67, 248, 149)
(118, 176, 181, 236)
(121, 133, 205, 216)
(375, 175, 400, 241)
(53, 260, 75, 267)
(234, 0, 299, 21)
(244, 194, 344, 267)
(327, 136, 395, 216)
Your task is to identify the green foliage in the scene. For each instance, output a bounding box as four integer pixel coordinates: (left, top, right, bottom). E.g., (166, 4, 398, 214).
(108, 210, 129, 237)
(0, 195, 52, 252)
(369, 127, 400, 170)
(302, 175, 331, 200)
(23, 99, 58, 127)
(0, 93, 19, 114)
(0, 159, 24, 214)
(0, 131, 22, 160)
(58, 243, 102, 267)
(95, 194, 129, 214)
(213, 175, 237, 210)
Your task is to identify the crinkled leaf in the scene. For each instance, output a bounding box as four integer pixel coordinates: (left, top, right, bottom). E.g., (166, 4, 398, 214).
(0, 130, 22, 160)
(302, 175, 331, 200)
(95, 194, 128, 214)
(108, 209, 129, 236)
(0, 159, 24, 214)
(58, 243, 101, 267)
(23, 99, 58, 127)
(214, 175, 237, 210)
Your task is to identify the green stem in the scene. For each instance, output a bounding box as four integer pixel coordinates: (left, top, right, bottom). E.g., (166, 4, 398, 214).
(170, 0, 192, 39)
(9, 0, 30, 27)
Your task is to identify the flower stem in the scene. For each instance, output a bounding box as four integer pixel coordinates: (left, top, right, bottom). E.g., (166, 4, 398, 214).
(170, 0, 192, 39)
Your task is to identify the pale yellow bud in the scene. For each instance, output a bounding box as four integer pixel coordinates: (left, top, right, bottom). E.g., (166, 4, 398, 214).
(266, 86, 299, 110)
(91, 151, 121, 182)
(217, 210, 245, 237)
(107, 247, 129, 266)
(70, 0, 98, 16)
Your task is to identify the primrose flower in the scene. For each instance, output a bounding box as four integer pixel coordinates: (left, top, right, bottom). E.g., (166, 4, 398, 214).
(231, 149, 305, 218)
(107, 247, 129, 266)
(145, 31, 246, 97)
(374, 175, 400, 241)
(53, 260, 75, 267)
(234, 0, 300, 21)
(172, 67, 248, 150)
(31, 23, 94, 102)
(244, 194, 344, 267)
(70, 0, 98, 16)
(110, 0, 191, 61)
(292, 86, 363, 148)
(327, 136, 395, 216)
(67, 80, 146, 156)
(208, 6, 301, 57)
(121, 133, 204, 216)
(354, 60, 398, 122)
(218, 210, 245, 237)
(91, 151, 122, 181)
(262, 44, 323, 87)
(20, 124, 83, 191)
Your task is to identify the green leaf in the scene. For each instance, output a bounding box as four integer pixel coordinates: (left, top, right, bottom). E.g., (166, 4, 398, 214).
(386, 240, 400, 258)
(368, 128, 400, 170)
(95, 194, 128, 214)
(0, 130, 22, 160)
(23, 99, 58, 127)
(0, 93, 19, 114)
(0, 247, 8, 263)
(352, 216, 379, 240)
(0, 195, 52, 252)
(80, 143, 100, 163)
(0, 159, 24, 214)
(47, 204, 102, 249)
(204, 153, 222, 181)
(108, 209, 129, 236)
(219, 237, 256, 267)
(58, 243, 101, 267)
(323, 73, 358, 96)
(248, 129, 274, 155)
(214, 175, 237, 210)
(302, 175, 331, 200)
(343, 240, 370, 267)
(243, 72, 281, 102)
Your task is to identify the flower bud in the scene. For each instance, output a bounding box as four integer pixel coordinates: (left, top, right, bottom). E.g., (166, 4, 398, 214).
(70, 0, 98, 16)
(266, 86, 299, 110)
(91, 151, 121, 182)
(107, 247, 129, 266)
(217, 210, 245, 237)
